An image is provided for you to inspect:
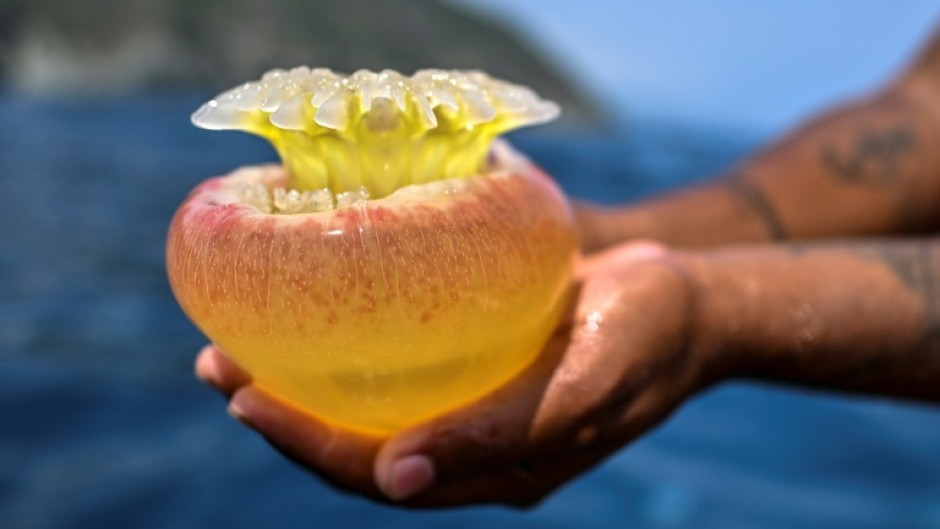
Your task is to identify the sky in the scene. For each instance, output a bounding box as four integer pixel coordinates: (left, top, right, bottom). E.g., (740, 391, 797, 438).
(449, 0, 940, 135)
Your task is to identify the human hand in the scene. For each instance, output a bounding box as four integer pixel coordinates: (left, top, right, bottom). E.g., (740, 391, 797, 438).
(195, 241, 723, 508)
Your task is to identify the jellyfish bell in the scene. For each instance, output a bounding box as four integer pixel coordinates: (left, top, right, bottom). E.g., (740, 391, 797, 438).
(168, 68, 576, 435)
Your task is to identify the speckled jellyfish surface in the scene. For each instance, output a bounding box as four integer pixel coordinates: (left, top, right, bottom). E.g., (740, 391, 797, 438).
(191, 67, 560, 202)
(170, 67, 575, 435)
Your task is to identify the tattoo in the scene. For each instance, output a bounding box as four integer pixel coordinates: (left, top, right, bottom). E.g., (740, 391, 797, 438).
(875, 243, 940, 344)
(811, 242, 940, 347)
(820, 125, 917, 184)
(723, 172, 788, 240)
(780, 240, 940, 392)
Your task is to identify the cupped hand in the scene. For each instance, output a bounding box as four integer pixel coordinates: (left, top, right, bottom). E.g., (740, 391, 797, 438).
(195, 241, 720, 508)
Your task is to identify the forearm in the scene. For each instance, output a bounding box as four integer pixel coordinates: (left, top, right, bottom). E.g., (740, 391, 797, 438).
(580, 30, 940, 252)
(685, 238, 940, 400)
(580, 89, 940, 251)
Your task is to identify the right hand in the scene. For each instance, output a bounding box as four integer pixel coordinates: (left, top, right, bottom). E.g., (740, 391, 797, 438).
(196, 241, 724, 507)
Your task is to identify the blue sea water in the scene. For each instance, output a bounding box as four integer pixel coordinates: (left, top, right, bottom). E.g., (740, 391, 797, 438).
(2, 95, 940, 529)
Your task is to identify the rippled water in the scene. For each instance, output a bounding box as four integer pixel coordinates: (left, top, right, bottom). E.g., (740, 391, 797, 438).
(3, 96, 940, 529)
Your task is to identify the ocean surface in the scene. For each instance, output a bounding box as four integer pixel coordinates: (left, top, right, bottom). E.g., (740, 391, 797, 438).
(2, 96, 940, 529)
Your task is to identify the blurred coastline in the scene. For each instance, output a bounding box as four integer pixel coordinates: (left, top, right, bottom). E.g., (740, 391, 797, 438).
(0, 0, 602, 129)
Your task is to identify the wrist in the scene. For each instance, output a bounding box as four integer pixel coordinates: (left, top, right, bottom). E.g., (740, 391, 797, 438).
(576, 182, 787, 253)
(673, 241, 940, 399)
(672, 250, 751, 384)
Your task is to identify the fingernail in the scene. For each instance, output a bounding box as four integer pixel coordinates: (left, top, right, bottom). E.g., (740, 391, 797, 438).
(193, 362, 212, 384)
(384, 455, 435, 501)
(227, 402, 246, 423)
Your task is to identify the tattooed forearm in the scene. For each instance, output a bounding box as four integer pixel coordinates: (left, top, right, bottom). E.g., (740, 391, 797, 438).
(722, 172, 789, 241)
(820, 125, 918, 184)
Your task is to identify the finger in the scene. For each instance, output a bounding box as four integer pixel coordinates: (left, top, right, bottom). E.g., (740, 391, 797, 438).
(373, 330, 572, 501)
(228, 385, 385, 500)
(194, 344, 252, 397)
(373, 387, 540, 501)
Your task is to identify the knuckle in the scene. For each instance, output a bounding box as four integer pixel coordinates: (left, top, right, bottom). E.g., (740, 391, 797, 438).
(432, 419, 508, 464)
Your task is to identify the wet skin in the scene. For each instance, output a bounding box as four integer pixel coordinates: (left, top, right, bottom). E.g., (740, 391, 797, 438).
(197, 28, 940, 506)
